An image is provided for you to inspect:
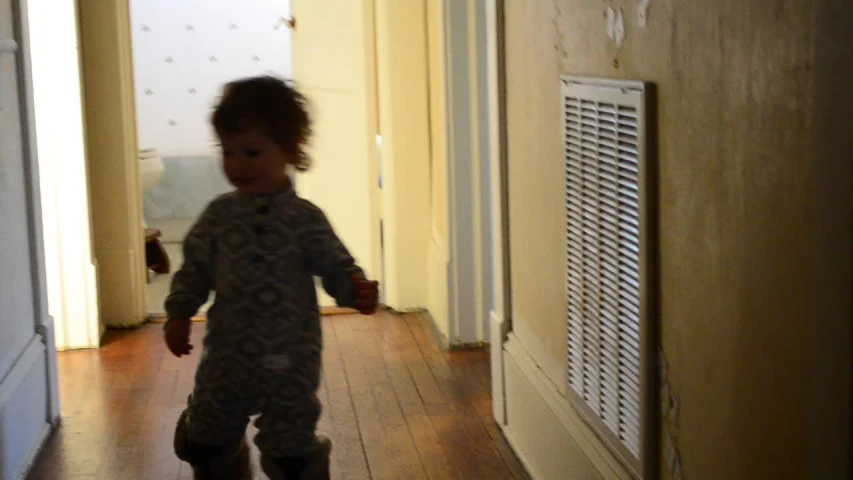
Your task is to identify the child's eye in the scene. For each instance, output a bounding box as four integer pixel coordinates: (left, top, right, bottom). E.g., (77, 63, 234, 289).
(244, 149, 261, 158)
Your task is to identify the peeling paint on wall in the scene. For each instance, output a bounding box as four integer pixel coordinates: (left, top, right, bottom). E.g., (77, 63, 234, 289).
(605, 6, 625, 51)
(660, 349, 684, 479)
(638, 0, 651, 27)
(604, 4, 625, 67)
(659, 350, 680, 426)
(664, 434, 685, 480)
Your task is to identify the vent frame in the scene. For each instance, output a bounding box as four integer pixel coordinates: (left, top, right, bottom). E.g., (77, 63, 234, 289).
(560, 75, 657, 479)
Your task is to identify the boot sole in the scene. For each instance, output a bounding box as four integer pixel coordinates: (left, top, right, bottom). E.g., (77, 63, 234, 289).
(261, 437, 333, 480)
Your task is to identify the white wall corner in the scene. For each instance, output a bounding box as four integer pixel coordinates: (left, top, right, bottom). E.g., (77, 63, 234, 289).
(422, 309, 451, 350)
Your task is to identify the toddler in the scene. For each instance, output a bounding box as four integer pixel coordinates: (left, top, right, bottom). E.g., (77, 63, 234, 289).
(163, 76, 379, 480)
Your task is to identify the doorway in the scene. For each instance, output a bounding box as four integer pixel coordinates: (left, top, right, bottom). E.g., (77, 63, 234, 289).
(60, 0, 442, 337)
(72, 0, 389, 332)
(128, 0, 296, 317)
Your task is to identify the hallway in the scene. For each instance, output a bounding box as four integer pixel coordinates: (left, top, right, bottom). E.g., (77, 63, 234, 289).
(26, 313, 526, 480)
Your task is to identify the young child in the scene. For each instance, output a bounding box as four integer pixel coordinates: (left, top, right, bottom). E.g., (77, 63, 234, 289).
(163, 76, 379, 480)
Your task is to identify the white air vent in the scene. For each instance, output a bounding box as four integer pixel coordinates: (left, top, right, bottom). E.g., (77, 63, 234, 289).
(562, 76, 653, 477)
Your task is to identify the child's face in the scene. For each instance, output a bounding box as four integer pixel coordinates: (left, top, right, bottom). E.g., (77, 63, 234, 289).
(219, 129, 290, 195)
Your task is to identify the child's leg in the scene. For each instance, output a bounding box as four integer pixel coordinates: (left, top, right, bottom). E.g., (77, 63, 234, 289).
(174, 353, 256, 476)
(255, 355, 330, 479)
(173, 394, 251, 466)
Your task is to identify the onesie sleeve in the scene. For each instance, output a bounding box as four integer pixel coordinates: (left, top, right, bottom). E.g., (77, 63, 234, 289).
(301, 203, 366, 308)
(164, 202, 218, 321)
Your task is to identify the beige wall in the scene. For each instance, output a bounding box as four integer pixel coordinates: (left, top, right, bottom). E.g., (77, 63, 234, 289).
(374, 0, 432, 310)
(428, 0, 449, 243)
(505, 0, 849, 478)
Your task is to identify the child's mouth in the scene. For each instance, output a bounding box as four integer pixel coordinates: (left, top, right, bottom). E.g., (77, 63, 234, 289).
(232, 178, 257, 188)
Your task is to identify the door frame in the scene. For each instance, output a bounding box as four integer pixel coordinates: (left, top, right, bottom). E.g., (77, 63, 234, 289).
(443, 0, 487, 346)
(78, 0, 148, 330)
(61, 0, 437, 337)
(0, 2, 63, 477)
(24, 0, 102, 351)
(16, 0, 61, 426)
(483, 0, 510, 425)
(441, 0, 509, 350)
(45, 0, 509, 351)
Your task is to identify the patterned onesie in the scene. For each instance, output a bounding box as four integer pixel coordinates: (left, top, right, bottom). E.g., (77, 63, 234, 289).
(165, 184, 363, 458)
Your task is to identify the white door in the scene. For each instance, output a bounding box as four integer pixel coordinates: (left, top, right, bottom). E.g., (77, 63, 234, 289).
(0, 1, 59, 478)
(290, 0, 381, 307)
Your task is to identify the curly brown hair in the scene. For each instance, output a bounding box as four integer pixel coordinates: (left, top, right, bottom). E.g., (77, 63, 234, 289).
(211, 76, 313, 171)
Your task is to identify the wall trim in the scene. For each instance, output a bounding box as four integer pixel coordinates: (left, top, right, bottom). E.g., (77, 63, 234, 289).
(484, 0, 511, 429)
(489, 309, 507, 424)
(484, 0, 508, 324)
(23, 0, 100, 352)
(444, 0, 494, 347)
(503, 333, 633, 480)
(444, 0, 475, 344)
(78, 0, 147, 330)
(17, 0, 62, 425)
(14, 424, 51, 480)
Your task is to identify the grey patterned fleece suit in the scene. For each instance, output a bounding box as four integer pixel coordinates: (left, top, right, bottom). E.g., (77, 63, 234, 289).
(165, 185, 363, 458)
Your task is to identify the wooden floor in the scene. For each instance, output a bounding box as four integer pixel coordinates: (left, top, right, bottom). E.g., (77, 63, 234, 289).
(27, 313, 527, 480)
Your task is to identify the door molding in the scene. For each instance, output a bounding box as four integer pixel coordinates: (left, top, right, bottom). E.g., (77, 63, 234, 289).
(78, 0, 147, 329)
(484, 0, 510, 425)
(443, 0, 483, 345)
(443, 0, 505, 348)
(16, 0, 61, 424)
(24, 0, 102, 350)
(0, 2, 63, 478)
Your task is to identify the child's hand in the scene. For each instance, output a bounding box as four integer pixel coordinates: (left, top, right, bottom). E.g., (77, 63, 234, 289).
(164, 318, 193, 357)
(352, 274, 379, 315)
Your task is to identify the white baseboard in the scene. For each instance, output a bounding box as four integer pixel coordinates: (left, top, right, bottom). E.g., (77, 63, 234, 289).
(86, 262, 100, 345)
(490, 310, 507, 425)
(502, 334, 632, 480)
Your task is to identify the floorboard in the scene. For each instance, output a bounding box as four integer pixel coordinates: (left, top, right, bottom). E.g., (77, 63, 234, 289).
(27, 313, 527, 480)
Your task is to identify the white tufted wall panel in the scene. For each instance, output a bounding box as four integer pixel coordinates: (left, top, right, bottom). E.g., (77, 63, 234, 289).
(130, 0, 292, 157)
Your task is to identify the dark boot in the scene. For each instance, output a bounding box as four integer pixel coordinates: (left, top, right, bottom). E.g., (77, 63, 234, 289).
(174, 411, 253, 480)
(189, 440, 252, 480)
(260, 436, 332, 480)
